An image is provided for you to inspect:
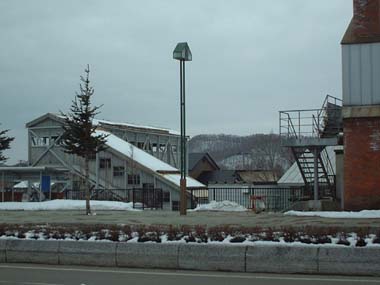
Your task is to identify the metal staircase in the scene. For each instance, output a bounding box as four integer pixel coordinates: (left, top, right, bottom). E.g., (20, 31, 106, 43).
(280, 95, 342, 199)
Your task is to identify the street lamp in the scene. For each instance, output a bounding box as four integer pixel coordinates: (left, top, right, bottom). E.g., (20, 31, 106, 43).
(173, 42, 192, 216)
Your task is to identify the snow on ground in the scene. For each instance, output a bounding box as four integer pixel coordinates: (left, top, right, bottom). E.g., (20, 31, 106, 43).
(285, 210, 380, 219)
(189, 200, 247, 212)
(0, 200, 139, 211)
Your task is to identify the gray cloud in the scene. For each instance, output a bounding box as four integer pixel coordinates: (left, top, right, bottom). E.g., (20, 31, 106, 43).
(0, 0, 352, 163)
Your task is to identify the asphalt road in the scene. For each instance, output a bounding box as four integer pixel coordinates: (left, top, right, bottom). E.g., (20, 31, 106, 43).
(1, 264, 380, 285)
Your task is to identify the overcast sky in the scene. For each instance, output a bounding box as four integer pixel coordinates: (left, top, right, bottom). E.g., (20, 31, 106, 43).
(0, 0, 352, 164)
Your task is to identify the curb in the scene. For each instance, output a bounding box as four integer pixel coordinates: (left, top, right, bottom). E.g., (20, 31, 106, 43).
(0, 240, 379, 276)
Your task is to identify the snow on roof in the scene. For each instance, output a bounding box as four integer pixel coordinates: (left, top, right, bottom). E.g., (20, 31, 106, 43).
(13, 181, 56, 189)
(13, 181, 29, 189)
(97, 130, 176, 172)
(39, 114, 180, 136)
(94, 119, 180, 136)
(162, 173, 205, 188)
(277, 146, 337, 185)
(96, 130, 205, 189)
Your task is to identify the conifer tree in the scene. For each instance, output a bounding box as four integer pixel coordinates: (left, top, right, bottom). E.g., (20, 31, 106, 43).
(0, 127, 14, 163)
(61, 65, 107, 215)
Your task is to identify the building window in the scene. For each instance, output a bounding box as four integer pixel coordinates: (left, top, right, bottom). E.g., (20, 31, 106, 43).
(31, 136, 50, 147)
(163, 191, 170, 202)
(128, 174, 140, 185)
(113, 166, 125, 177)
(159, 144, 166, 152)
(99, 158, 111, 169)
(142, 183, 154, 189)
(172, 145, 177, 152)
(137, 142, 144, 149)
(152, 143, 158, 152)
(145, 142, 152, 151)
(51, 136, 59, 144)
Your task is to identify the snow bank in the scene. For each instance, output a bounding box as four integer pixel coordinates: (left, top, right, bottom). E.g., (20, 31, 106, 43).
(285, 210, 380, 219)
(0, 200, 139, 211)
(189, 200, 247, 212)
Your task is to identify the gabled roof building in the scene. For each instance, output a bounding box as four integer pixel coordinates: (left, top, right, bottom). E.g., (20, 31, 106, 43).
(1, 113, 204, 209)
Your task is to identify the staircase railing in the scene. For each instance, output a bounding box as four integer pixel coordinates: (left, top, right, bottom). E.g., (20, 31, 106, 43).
(280, 109, 321, 140)
(280, 95, 342, 142)
(320, 148, 335, 184)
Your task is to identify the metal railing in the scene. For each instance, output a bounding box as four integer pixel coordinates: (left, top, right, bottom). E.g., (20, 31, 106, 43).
(64, 188, 163, 209)
(188, 187, 306, 212)
(279, 95, 342, 140)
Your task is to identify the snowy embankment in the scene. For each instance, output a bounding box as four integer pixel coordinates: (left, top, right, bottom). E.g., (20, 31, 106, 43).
(0, 200, 139, 211)
(1, 223, 380, 248)
(189, 200, 247, 212)
(285, 210, 380, 219)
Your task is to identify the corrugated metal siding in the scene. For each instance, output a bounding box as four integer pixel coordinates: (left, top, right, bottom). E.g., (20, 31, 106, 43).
(342, 42, 380, 106)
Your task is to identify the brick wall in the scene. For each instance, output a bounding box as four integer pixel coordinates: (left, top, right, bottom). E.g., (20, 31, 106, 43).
(344, 117, 380, 210)
(353, 0, 380, 38)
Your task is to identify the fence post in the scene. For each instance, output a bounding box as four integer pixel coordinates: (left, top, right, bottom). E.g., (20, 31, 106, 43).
(1, 171, 4, 202)
(132, 188, 135, 209)
(142, 189, 145, 210)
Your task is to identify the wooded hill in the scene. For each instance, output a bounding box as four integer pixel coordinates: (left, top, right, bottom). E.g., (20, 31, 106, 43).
(188, 134, 294, 176)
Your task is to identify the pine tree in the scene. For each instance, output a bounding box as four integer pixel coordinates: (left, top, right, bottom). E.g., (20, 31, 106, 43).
(0, 127, 14, 163)
(60, 65, 107, 215)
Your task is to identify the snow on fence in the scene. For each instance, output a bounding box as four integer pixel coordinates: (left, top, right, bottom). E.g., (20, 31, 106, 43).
(189, 186, 304, 212)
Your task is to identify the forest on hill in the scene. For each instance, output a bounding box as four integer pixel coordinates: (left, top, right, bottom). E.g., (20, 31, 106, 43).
(188, 134, 294, 176)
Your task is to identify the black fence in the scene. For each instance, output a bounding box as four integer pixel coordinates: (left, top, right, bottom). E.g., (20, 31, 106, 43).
(132, 188, 163, 210)
(64, 188, 163, 210)
(188, 187, 306, 212)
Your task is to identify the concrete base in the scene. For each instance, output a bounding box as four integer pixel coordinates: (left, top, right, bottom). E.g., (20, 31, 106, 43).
(0, 240, 380, 276)
(117, 243, 178, 269)
(246, 245, 318, 274)
(59, 241, 116, 267)
(319, 247, 380, 276)
(6, 240, 59, 265)
(178, 244, 246, 272)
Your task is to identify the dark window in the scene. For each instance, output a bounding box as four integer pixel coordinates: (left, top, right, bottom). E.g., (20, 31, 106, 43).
(159, 144, 166, 152)
(113, 166, 125, 177)
(51, 136, 59, 144)
(31, 136, 38, 146)
(137, 142, 144, 149)
(99, 158, 111, 169)
(172, 145, 177, 152)
(152, 143, 158, 152)
(163, 191, 170, 202)
(172, 201, 179, 211)
(128, 174, 140, 185)
(145, 142, 152, 151)
(142, 183, 154, 190)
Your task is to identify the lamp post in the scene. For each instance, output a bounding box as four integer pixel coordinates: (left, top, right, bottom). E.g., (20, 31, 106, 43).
(173, 42, 192, 216)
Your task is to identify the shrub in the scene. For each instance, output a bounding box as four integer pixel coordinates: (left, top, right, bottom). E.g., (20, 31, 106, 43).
(336, 232, 350, 246)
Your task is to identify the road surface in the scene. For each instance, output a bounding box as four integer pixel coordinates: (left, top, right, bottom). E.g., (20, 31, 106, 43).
(0, 264, 379, 285)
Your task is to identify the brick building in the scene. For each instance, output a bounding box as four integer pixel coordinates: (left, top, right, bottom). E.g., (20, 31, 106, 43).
(342, 0, 380, 210)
